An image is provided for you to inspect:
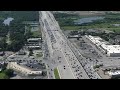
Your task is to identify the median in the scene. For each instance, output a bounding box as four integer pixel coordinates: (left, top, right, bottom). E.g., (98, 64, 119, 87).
(54, 68, 60, 79)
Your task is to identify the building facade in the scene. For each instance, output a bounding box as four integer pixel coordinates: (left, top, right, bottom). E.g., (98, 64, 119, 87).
(25, 38, 42, 50)
(86, 35, 120, 57)
(7, 62, 42, 76)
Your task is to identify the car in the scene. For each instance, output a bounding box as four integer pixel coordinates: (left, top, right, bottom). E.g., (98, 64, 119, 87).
(10, 57, 14, 59)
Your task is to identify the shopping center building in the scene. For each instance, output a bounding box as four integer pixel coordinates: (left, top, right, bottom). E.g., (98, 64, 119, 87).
(85, 35, 120, 57)
(7, 62, 42, 76)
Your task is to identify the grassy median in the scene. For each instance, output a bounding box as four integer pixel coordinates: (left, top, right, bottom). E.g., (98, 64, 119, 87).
(31, 30, 42, 38)
(61, 26, 81, 30)
(0, 72, 9, 79)
(54, 68, 60, 79)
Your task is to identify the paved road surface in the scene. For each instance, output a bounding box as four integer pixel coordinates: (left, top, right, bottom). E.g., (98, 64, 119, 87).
(39, 11, 89, 79)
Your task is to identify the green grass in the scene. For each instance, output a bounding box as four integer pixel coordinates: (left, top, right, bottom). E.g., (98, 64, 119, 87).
(61, 26, 82, 30)
(61, 23, 120, 32)
(54, 68, 60, 79)
(107, 28, 120, 32)
(0, 72, 9, 79)
(36, 52, 43, 57)
(55, 12, 120, 32)
(61, 23, 114, 30)
(0, 17, 5, 20)
(58, 13, 120, 32)
(32, 30, 42, 38)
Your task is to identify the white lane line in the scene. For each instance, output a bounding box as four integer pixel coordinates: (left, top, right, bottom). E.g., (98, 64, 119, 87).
(52, 31, 76, 78)
(60, 47, 76, 79)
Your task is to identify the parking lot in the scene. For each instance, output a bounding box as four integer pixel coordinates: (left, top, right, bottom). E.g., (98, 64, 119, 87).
(67, 36, 103, 79)
(65, 34, 120, 79)
(69, 38, 102, 59)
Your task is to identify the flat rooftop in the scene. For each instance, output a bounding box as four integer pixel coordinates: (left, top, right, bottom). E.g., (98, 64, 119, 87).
(27, 38, 41, 41)
(108, 70, 120, 76)
(101, 44, 120, 53)
(86, 35, 109, 46)
(87, 35, 120, 54)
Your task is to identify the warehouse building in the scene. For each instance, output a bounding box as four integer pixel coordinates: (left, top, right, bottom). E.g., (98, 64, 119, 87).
(101, 44, 120, 57)
(85, 35, 120, 57)
(7, 62, 42, 76)
(27, 38, 41, 43)
(25, 38, 42, 50)
(108, 70, 120, 79)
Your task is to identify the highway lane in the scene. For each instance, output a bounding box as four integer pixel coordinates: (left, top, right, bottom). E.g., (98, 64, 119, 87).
(39, 11, 75, 79)
(39, 11, 89, 79)
(69, 38, 101, 79)
(45, 12, 89, 79)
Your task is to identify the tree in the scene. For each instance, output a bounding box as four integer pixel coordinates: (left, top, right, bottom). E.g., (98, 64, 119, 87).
(7, 40, 19, 51)
(0, 12, 39, 52)
(29, 48, 33, 56)
(4, 19, 26, 52)
(0, 37, 7, 51)
(3, 74, 9, 79)
(42, 71, 47, 76)
(4, 69, 14, 77)
(113, 30, 116, 33)
(25, 27, 32, 39)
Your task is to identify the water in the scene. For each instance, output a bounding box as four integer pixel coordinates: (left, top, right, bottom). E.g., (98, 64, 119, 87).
(3, 17, 14, 26)
(74, 17, 104, 25)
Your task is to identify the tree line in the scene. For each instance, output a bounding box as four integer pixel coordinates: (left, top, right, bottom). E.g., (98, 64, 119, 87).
(0, 12, 38, 52)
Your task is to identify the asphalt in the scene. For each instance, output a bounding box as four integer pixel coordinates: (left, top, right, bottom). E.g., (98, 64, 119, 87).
(39, 11, 90, 79)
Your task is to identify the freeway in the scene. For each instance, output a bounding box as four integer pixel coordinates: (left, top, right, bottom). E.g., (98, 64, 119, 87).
(40, 11, 75, 79)
(39, 11, 89, 79)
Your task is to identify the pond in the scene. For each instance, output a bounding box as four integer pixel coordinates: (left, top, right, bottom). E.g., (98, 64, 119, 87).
(74, 17, 105, 25)
(3, 17, 14, 26)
